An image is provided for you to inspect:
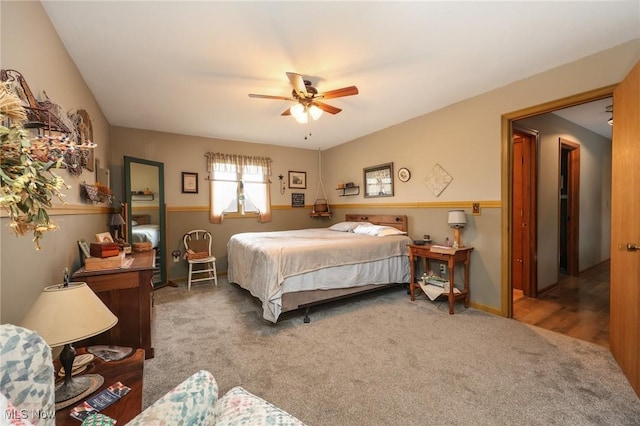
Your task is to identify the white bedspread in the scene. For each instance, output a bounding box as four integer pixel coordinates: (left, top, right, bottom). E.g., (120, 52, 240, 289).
(132, 224, 160, 248)
(227, 228, 411, 322)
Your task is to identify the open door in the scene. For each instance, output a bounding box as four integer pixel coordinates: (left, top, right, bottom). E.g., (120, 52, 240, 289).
(512, 129, 537, 297)
(610, 60, 640, 397)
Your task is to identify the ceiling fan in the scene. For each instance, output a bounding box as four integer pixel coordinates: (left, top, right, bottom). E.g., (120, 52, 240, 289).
(248, 72, 358, 123)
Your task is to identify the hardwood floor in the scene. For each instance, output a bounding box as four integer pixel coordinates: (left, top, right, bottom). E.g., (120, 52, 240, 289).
(513, 261, 610, 348)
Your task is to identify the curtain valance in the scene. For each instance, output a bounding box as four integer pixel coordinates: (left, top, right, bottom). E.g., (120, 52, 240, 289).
(205, 152, 272, 176)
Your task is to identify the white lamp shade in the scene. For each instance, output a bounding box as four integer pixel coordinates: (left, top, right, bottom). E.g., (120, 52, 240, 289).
(20, 282, 118, 347)
(308, 104, 323, 121)
(448, 210, 467, 228)
(290, 104, 308, 123)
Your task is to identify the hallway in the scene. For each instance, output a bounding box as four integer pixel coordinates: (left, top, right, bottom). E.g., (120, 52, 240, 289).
(513, 261, 610, 349)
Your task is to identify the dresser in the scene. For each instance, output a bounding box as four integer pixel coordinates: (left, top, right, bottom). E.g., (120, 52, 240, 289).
(73, 251, 155, 359)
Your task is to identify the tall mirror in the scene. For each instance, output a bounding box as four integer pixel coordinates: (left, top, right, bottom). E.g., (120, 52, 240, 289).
(124, 156, 166, 287)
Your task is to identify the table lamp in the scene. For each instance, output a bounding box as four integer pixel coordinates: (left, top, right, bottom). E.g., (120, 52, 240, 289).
(109, 213, 126, 240)
(448, 209, 467, 248)
(20, 271, 118, 405)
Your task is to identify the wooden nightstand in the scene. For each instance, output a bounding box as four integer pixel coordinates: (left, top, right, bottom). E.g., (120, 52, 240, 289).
(72, 251, 155, 359)
(54, 348, 144, 425)
(408, 244, 474, 314)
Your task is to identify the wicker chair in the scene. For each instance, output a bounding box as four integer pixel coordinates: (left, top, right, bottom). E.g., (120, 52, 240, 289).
(183, 230, 217, 291)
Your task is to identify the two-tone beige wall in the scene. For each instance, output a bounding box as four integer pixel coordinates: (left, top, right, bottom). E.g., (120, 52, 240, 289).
(323, 38, 639, 312)
(108, 126, 328, 279)
(1, 1, 112, 324)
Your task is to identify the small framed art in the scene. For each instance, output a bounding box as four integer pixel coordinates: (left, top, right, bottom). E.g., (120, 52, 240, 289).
(288, 171, 306, 189)
(363, 162, 394, 198)
(78, 239, 91, 258)
(291, 193, 305, 207)
(95, 232, 114, 243)
(182, 172, 198, 194)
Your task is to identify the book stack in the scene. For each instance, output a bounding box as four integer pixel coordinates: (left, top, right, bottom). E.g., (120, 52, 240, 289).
(424, 275, 448, 288)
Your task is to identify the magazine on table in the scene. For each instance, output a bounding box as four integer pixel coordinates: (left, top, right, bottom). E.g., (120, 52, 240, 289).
(69, 382, 131, 421)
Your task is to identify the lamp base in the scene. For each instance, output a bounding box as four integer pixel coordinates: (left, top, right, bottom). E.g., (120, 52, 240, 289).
(54, 374, 104, 409)
(453, 228, 462, 248)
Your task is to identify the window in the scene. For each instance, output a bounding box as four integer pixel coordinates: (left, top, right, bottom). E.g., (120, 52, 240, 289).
(205, 153, 272, 223)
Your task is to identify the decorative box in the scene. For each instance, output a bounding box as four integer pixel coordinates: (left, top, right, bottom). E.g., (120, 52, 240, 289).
(84, 252, 125, 271)
(132, 242, 152, 252)
(90, 242, 120, 258)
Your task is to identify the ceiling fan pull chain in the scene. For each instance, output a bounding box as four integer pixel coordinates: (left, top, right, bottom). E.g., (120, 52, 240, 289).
(314, 148, 328, 201)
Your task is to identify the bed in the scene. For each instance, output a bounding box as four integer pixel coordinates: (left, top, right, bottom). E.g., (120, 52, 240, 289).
(227, 214, 412, 322)
(131, 214, 161, 248)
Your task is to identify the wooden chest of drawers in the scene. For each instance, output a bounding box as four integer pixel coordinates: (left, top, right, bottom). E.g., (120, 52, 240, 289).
(73, 251, 155, 359)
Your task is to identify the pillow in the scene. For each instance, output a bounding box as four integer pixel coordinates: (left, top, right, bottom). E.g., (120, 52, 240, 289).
(328, 221, 370, 232)
(377, 226, 408, 236)
(131, 220, 138, 226)
(353, 224, 407, 237)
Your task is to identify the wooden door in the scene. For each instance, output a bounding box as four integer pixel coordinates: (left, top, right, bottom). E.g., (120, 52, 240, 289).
(610, 60, 640, 397)
(559, 139, 580, 277)
(512, 130, 537, 296)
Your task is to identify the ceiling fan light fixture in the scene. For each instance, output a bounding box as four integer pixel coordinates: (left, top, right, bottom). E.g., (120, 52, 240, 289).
(309, 105, 323, 121)
(606, 105, 613, 126)
(250, 72, 358, 122)
(290, 103, 308, 123)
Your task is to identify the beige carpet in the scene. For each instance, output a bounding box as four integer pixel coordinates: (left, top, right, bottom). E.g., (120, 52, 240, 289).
(143, 278, 640, 425)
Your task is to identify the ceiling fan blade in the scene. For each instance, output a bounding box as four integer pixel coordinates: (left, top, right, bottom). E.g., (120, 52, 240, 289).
(286, 72, 308, 98)
(249, 94, 294, 101)
(313, 101, 342, 114)
(281, 107, 292, 116)
(318, 85, 359, 100)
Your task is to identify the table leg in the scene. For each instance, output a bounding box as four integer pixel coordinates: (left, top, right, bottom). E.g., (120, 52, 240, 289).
(409, 252, 416, 301)
(448, 258, 455, 314)
(464, 255, 471, 308)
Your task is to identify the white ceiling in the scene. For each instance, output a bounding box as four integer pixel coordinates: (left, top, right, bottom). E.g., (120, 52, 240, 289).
(553, 97, 613, 140)
(41, 1, 638, 150)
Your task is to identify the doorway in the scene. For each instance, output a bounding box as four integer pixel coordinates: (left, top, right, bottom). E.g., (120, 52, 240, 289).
(501, 85, 615, 319)
(559, 139, 580, 277)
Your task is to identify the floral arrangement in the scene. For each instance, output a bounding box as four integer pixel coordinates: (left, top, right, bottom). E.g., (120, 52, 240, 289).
(0, 82, 71, 249)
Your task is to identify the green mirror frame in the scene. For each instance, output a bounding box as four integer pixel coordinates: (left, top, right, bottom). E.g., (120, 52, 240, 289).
(124, 156, 166, 287)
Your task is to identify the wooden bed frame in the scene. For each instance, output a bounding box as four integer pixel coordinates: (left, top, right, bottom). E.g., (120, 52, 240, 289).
(280, 214, 409, 322)
(131, 214, 152, 225)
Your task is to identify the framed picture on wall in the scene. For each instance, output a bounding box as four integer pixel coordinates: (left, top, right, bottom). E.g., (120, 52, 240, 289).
(288, 171, 306, 189)
(182, 172, 198, 194)
(291, 193, 305, 207)
(363, 162, 394, 198)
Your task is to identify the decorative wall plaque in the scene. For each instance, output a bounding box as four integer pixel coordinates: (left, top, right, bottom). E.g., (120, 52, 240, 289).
(424, 163, 453, 197)
(291, 192, 305, 207)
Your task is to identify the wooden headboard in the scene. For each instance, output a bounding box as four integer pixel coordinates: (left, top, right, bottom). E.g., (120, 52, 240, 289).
(131, 214, 151, 225)
(345, 214, 408, 233)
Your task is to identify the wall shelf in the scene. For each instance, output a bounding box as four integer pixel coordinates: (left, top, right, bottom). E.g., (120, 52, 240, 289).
(310, 212, 332, 218)
(336, 186, 360, 196)
(131, 193, 155, 201)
